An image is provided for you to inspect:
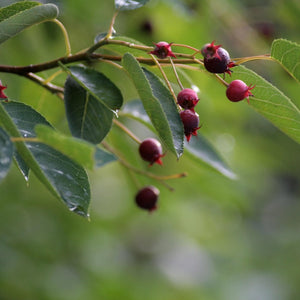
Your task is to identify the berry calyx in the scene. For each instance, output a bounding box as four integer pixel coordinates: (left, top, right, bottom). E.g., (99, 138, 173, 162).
(201, 40, 221, 59)
(139, 138, 164, 166)
(177, 88, 199, 111)
(150, 41, 176, 59)
(226, 79, 255, 103)
(180, 109, 201, 142)
(0, 80, 7, 99)
(135, 185, 159, 212)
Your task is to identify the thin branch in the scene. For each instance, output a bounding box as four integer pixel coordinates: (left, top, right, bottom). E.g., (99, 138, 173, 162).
(25, 73, 64, 98)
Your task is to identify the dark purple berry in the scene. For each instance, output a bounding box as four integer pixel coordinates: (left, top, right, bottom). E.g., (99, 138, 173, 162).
(201, 41, 235, 75)
(180, 109, 200, 142)
(226, 80, 255, 103)
(139, 138, 164, 166)
(150, 41, 176, 59)
(177, 88, 199, 111)
(204, 47, 231, 74)
(135, 186, 159, 211)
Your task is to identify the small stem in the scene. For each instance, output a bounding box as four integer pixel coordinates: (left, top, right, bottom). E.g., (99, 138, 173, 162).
(113, 119, 141, 144)
(43, 69, 64, 84)
(52, 19, 72, 56)
(107, 39, 153, 52)
(214, 74, 229, 87)
(149, 54, 178, 103)
(101, 59, 123, 70)
(172, 43, 200, 54)
(101, 141, 186, 191)
(11, 137, 39, 142)
(107, 10, 119, 38)
(169, 57, 184, 90)
(233, 54, 273, 65)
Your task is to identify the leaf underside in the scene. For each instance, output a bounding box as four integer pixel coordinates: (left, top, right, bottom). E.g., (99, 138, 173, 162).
(226, 65, 300, 145)
(0, 3, 59, 45)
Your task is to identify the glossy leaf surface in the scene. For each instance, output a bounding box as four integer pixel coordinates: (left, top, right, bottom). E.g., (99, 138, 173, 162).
(64, 76, 114, 144)
(0, 102, 90, 217)
(115, 0, 150, 11)
(66, 66, 123, 112)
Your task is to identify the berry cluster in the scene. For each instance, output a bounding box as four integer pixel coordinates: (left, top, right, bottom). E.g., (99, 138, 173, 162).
(135, 138, 164, 211)
(135, 40, 256, 213)
(177, 89, 201, 142)
(201, 41, 255, 103)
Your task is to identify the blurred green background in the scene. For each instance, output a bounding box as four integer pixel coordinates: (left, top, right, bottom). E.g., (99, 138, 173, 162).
(1, 0, 300, 299)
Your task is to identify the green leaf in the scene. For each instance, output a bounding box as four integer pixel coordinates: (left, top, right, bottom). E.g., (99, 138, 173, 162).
(0, 1, 39, 23)
(64, 76, 114, 144)
(0, 3, 59, 45)
(271, 39, 300, 83)
(0, 127, 14, 182)
(14, 152, 29, 181)
(185, 137, 237, 180)
(121, 99, 236, 178)
(66, 66, 123, 112)
(0, 101, 90, 217)
(115, 0, 150, 11)
(122, 53, 184, 158)
(226, 65, 300, 145)
(35, 124, 117, 170)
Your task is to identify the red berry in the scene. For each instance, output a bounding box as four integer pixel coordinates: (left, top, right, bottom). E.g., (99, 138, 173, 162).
(226, 80, 255, 103)
(135, 186, 159, 211)
(177, 88, 199, 111)
(0, 80, 7, 99)
(180, 109, 200, 142)
(139, 138, 164, 166)
(150, 41, 176, 59)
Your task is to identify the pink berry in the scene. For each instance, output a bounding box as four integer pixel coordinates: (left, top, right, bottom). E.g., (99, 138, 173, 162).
(177, 88, 199, 111)
(0, 80, 7, 99)
(139, 138, 164, 166)
(150, 41, 176, 59)
(226, 79, 255, 103)
(180, 109, 200, 142)
(135, 186, 159, 211)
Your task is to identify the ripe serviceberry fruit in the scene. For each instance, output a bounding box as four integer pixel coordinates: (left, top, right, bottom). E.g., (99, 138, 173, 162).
(150, 41, 176, 59)
(135, 185, 159, 211)
(139, 138, 164, 166)
(0, 80, 7, 99)
(180, 109, 201, 142)
(202, 41, 235, 75)
(177, 88, 199, 111)
(226, 79, 255, 103)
